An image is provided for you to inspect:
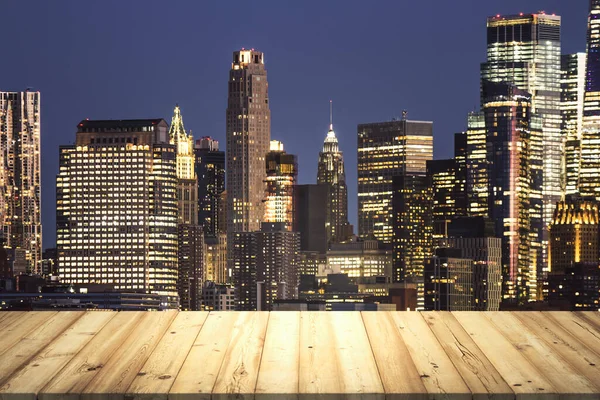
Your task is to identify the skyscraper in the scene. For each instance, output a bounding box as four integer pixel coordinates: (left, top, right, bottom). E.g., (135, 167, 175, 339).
(580, 1, 600, 200)
(317, 103, 351, 244)
(226, 49, 270, 237)
(465, 112, 488, 217)
(357, 118, 433, 243)
(294, 184, 328, 253)
(560, 53, 587, 196)
(0, 91, 42, 274)
(169, 106, 203, 310)
(56, 119, 179, 308)
(483, 81, 543, 305)
(195, 137, 225, 237)
(264, 140, 297, 231)
(482, 13, 561, 271)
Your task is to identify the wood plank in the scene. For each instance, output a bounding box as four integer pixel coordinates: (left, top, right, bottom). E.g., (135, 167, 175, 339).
(361, 312, 428, 400)
(79, 310, 178, 399)
(211, 311, 269, 400)
(0, 311, 83, 386)
(574, 311, 600, 332)
(255, 312, 300, 400)
(169, 312, 240, 400)
(453, 312, 558, 398)
(0, 311, 23, 326)
(39, 311, 146, 400)
(0, 312, 116, 400)
(483, 312, 597, 398)
(513, 312, 600, 392)
(0, 312, 57, 358)
(388, 312, 471, 400)
(422, 312, 513, 399)
(125, 312, 208, 400)
(545, 312, 600, 357)
(298, 311, 385, 400)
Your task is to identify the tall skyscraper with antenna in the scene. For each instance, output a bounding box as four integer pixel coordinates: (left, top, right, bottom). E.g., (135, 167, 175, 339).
(317, 101, 351, 244)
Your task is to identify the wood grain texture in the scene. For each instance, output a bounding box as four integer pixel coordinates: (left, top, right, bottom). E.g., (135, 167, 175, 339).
(0, 311, 597, 400)
(423, 312, 513, 400)
(0, 312, 26, 329)
(0, 312, 58, 358)
(513, 312, 600, 392)
(483, 312, 598, 398)
(39, 311, 146, 400)
(169, 312, 241, 400)
(79, 310, 178, 400)
(545, 312, 600, 357)
(362, 312, 428, 400)
(211, 311, 269, 400)
(0, 311, 83, 387)
(125, 312, 208, 400)
(389, 312, 471, 399)
(299, 312, 385, 400)
(255, 312, 300, 400)
(0, 312, 115, 400)
(453, 312, 558, 398)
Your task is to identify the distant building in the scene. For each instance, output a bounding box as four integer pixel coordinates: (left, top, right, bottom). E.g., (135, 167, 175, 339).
(317, 105, 352, 244)
(424, 248, 474, 311)
(580, 1, 600, 201)
(297, 251, 326, 277)
(561, 53, 587, 196)
(169, 106, 203, 311)
(483, 81, 543, 305)
(232, 222, 299, 311)
(294, 184, 328, 253)
(195, 137, 225, 237)
(427, 157, 467, 237)
(465, 112, 488, 217)
(201, 281, 235, 311)
(56, 119, 179, 309)
(357, 118, 433, 243)
(549, 196, 599, 275)
(203, 234, 227, 284)
(548, 263, 600, 310)
(0, 91, 42, 274)
(41, 248, 58, 277)
(327, 239, 392, 279)
(264, 141, 297, 230)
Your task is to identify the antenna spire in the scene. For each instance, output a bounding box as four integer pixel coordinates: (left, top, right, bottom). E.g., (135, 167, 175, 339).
(329, 100, 333, 130)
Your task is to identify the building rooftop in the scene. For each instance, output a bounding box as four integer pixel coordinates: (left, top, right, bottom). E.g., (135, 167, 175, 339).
(77, 119, 166, 131)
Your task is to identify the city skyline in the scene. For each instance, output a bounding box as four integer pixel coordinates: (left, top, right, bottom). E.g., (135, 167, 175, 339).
(1, 1, 591, 248)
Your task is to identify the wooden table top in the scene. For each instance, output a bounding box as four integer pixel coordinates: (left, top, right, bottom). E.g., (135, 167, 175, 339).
(0, 311, 599, 399)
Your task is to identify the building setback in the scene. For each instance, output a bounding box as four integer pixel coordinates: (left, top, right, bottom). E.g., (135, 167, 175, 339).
(0, 91, 42, 274)
(357, 118, 433, 244)
(56, 119, 179, 308)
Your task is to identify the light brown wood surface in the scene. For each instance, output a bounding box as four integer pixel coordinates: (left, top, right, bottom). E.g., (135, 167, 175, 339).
(0, 311, 598, 399)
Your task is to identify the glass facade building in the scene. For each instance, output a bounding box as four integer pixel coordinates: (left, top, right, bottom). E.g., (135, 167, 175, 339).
(482, 13, 561, 273)
(264, 140, 297, 231)
(483, 81, 543, 305)
(56, 119, 179, 308)
(0, 91, 42, 274)
(560, 53, 587, 196)
(195, 137, 225, 238)
(357, 119, 433, 243)
(580, 1, 600, 201)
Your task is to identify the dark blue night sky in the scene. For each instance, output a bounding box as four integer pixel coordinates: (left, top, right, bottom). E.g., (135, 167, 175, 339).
(0, 1, 589, 248)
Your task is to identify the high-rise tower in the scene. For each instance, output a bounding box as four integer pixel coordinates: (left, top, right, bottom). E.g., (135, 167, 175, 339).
(195, 137, 225, 237)
(264, 140, 297, 231)
(317, 102, 351, 244)
(357, 118, 433, 243)
(56, 119, 179, 308)
(0, 91, 42, 274)
(482, 13, 561, 273)
(169, 106, 203, 310)
(561, 53, 587, 196)
(580, 1, 600, 200)
(226, 49, 270, 237)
